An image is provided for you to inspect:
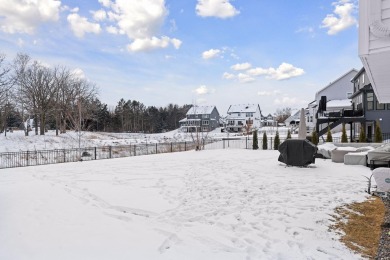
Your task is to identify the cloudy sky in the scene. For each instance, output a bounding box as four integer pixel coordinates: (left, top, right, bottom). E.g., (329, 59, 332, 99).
(0, 0, 361, 115)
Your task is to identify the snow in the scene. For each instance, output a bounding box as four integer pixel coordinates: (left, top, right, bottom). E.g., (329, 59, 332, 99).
(326, 99, 352, 109)
(0, 149, 371, 260)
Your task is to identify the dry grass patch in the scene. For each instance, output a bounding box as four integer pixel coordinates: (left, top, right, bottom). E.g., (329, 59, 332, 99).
(330, 197, 386, 259)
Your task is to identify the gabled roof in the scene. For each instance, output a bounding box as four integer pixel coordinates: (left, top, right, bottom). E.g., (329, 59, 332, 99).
(315, 69, 358, 96)
(227, 104, 260, 113)
(351, 67, 365, 82)
(186, 106, 216, 115)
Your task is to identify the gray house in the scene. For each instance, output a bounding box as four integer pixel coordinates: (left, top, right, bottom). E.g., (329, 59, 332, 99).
(315, 67, 390, 140)
(350, 67, 390, 139)
(179, 105, 220, 132)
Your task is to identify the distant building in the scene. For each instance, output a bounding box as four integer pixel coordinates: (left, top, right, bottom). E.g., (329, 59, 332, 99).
(261, 113, 277, 127)
(225, 104, 262, 132)
(179, 105, 220, 132)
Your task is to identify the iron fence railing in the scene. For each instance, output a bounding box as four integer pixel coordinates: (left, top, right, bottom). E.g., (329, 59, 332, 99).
(0, 141, 213, 169)
(1, 133, 389, 169)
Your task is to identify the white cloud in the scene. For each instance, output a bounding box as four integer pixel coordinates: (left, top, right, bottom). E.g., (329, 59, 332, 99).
(231, 62, 252, 71)
(237, 73, 255, 83)
(67, 13, 102, 38)
(98, 0, 112, 8)
(70, 7, 79, 13)
(92, 9, 107, 21)
(247, 63, 305, 81)
(196, 0, 240, 18)
(295, 26, 316, 38)
(202, 49, 221, 59)
(321, 0, 357, 35)
(274, 97, 308, 106)
(72, 68, 86, 79)
(257, 90, 282, 96)
(127, 36, 181, 52)
(222, 72, 235, 80)
(106, 25, 119, 34)
(96, 0, 181, 52)
(0, 0, 61, 34)
(193, 85, 215, 95)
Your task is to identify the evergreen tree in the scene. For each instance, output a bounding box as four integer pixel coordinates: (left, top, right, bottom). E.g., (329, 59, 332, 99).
(311, 130, 319, 145)
(262, 132, 268, 150)
(326, 127, 333, 142)
(252, 130, 259, 150)
(341, 123, 348, 143)
(274, 130, 280, 150)
(375, 120, 383, 143)
(286, 129, 291, 139)
(359, 124, 366, 142)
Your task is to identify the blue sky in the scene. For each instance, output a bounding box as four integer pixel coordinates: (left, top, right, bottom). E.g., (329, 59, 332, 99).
(0, 0, 361, 116)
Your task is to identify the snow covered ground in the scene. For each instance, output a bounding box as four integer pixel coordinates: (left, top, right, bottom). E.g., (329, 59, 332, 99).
(0, 149, 371, 260)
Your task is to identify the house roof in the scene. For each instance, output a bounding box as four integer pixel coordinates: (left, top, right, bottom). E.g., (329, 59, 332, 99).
(315, 69, 358, 96)
(186, 106, 216, 115)
(227, 104, 259, 113)
(351, 67, 365, 81)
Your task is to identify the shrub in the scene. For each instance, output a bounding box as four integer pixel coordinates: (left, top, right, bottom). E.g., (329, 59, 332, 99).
(326, 127, 333, 142)
(262, 132, 268, 150)
(359, 124, 366, 143)
(375, 120, 383, 143)
(287, 129, 291, 139)
(274, 131, 280, 150)
(341, 123, 348, 143)
(252, 130, 259, 150)
(311, 131, 319, 145)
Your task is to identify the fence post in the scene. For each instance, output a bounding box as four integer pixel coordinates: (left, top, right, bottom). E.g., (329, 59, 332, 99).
(185, 142, 187, 151)
(109, 146, 112, 159)
(63, 149, 66, 163)
(171, 142, 173, 153)
(134, 145, 136, 156)
(246, 137, 248, 149)
(146, 143, 148, 155)
(223, 139, 225, 149)
(156, 143, 158, 154)
(27, 151, 29, 166)
(94, 147, 97, 160)
(271, 137, 273, 150)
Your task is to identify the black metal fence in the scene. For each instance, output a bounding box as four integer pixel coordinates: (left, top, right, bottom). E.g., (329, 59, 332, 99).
(1, 133, 389, 170)
(0, 141, 207, 169)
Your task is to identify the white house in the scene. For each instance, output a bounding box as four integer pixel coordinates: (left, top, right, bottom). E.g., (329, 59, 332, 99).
(359, 0, 390, 103)
(225, 104, 262, 132)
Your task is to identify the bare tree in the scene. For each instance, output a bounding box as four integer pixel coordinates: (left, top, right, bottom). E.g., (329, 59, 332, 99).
(274, 107, 292, 124)
(12, 53, 31, 136)
(17, 60, 57, 135)
(0, 54, 13, 135)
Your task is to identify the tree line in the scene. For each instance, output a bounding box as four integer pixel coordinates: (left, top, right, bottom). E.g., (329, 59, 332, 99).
(0, 53, 191, 136)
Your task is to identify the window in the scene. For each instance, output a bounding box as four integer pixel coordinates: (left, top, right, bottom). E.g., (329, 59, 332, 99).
(367, 93, 374, 110)
(238, 113, 241, 116)
(238, 121, 243, 125)
(377, 101, 385, 110)
(202, 120, 209, 125)
(228, 120, 234, 125)
(202, 127, 208, 132)
(202, 114, 209, 118)
(388, 104, 390, 110)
